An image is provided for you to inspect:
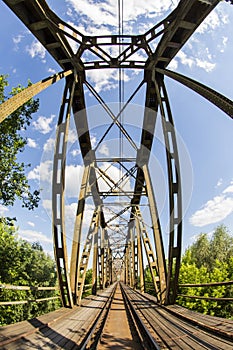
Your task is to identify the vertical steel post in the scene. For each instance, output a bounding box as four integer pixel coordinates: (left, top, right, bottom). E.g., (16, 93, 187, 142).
(52, 75, 76, 308)
(135, 217, 145, 293)
(70, 165, 90, 304)
(154, 74, 182, 304)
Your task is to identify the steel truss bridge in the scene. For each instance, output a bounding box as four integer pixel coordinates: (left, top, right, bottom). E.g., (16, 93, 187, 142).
(0, 2, 233, 345)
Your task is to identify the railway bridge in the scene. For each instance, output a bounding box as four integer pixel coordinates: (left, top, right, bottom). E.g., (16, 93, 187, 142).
(0, 0, 233, 348)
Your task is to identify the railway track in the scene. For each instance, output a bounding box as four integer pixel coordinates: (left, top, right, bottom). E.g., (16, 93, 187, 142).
(83, 282, 233, 350)
(121, 284, 233, 350)
(1, 282, 232, 349)
(84, 282, 159, 350)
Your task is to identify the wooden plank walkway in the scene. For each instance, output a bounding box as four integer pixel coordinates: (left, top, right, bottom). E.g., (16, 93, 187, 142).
(0, 284, 116, 350)
(142, 292, 233, 340)
(1, 284, 233, 349)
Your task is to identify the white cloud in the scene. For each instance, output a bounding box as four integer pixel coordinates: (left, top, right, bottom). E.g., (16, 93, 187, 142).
(97, 163, 132, 193)
(27, 221, 35, 227)
(66, 0, 178, 32)
(41, 199, 95, 239)
(218, 36, 228, 53)
(197, 9, 228, 34)
(176, 50, 215, 72)
(13, 34, 24, 51)
(71, 149, 81, 157)
(99, 143, 109, 156)
(28, 160, 53, 183)
(18, 229, 53, 244)
(26, 40, 46, 59)
(32, 115, 55, 134)
(68, 129, 78, 144)
(86, 69, 129, 93)
(42, 199, 52, 216)
(195, 58, 215, 72)
(65, 165, 84, 197)
(28, 161, 84, 198)
(222, 36, 228, 46)
(215, 178, 223, 188)
(190, 195, 233, 227)
(0, 204, 9, 216)
(48, 67, 56, 74)
(90, 134, 97, 148)
(13, 34, 23, 44)
(27, 137, 38, 148)
(167, 59, 178, 71)
(177, 51, 195, 68)
(43, 137, 55, 152)
(223, 185, 233, 194)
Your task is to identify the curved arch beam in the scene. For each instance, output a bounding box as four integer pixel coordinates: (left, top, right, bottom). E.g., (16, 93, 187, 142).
(154, 73, 182, 305)
(156, 68, 233, 118)
(52, 75, 75, 308)
(0, 70, 72, 124)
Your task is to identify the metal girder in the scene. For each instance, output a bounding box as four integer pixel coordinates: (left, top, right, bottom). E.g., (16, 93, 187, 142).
(156, 68, 233, 118)
(72, 77, 106, 228)
(70, 165, 90, 302)
(0, 70, 72, 123)
(92, 215, 99, 295)
(3, 0, 219, 72)
(143, 164, 167, 302)
(146, 0, 219, 70)
(135, 207, 161, 301)
(135, 217, 145, 293)
(85, 80, 138, 151)
(131, 74, 159, 214)
(154, 74, 182, 305)
(3, 0, 83, 71)
(3, 0, 230, 307)
(52, 75, 76, 308)
(75, 210, 99, 304)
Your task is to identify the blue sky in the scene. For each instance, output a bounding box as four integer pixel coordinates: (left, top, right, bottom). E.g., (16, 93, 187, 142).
(0, 0, 233, 259)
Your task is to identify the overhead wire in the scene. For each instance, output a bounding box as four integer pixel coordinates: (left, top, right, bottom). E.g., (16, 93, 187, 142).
(118, 0, 124, 254)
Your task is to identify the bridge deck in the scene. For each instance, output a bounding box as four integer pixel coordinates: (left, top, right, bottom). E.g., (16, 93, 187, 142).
(0, 285, 115, 349)
(142, 292, 233, 340)
(0, 283, 232, 349)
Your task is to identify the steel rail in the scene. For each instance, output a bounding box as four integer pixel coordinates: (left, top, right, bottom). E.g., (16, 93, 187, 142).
(123, 285, 233, 347)
(120, 283, 162, 349)
(79, 283, 118, 350)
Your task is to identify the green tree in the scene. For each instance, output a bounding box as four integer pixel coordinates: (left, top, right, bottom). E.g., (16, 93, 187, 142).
(0, 75, 40, 210)
(189, 233, 210, 269)
(209, 225, 233, 267)
(178, 225, 233, 318)
(0, 219, 60, 325)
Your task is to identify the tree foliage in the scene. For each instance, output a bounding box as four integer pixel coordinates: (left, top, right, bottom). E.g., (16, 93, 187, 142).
(0, 218, 61, 325)
(178, 225, 233, 318)
(0, 75, 40, 210)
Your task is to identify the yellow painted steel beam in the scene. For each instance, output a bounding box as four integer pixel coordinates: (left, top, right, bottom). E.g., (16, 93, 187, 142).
(156, 68, 233, 118)
(0, 70, 72, 124)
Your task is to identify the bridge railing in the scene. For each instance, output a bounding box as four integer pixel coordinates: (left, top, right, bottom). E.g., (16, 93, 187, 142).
(0, 284, 60, 306)
(178, 280, 233, 302)
(0, 282, 98, 307)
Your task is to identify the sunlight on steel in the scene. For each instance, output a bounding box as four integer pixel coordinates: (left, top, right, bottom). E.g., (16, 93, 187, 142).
(3, 0, 232, 308)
